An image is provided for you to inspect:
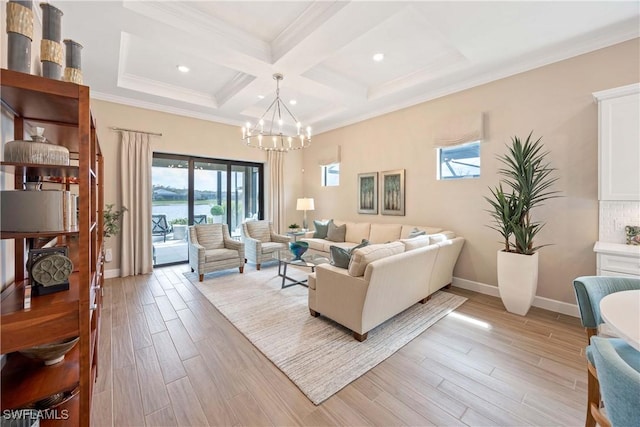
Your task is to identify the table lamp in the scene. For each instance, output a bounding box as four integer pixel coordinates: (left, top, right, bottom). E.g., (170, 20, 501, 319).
(296, 198, 315, 231)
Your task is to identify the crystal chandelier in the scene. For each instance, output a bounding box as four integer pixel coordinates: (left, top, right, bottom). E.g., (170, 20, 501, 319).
(241, 73, 311, 151)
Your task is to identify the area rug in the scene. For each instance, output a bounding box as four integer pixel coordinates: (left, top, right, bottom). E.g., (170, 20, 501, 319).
(184, 266, 466, 405)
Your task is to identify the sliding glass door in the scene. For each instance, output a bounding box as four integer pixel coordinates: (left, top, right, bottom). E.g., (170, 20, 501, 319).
(152, 154, 263, 267)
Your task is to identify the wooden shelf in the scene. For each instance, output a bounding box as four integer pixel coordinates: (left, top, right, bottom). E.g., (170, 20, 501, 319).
(0, 162, 79, 178)
(41, 392, 79, 427)
(0, 228, 79, 240)
(1, 345, 80, 409)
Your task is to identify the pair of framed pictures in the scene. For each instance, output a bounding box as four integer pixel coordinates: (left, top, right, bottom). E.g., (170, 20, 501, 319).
(357, 169, 405, 216)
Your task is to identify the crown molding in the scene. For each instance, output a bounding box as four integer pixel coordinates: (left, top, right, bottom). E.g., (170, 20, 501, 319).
(271, 1, 349, 63)
(122, 0, 271, 63)
(91, 91, 241, 129)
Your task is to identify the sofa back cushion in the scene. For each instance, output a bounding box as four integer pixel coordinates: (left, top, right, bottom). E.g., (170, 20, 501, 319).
(195, 224, 225, 249)
(400, 225, 442, 239)
(400, 235, 431, 251)
(369, 223, 402, 243)
(343, 222, 371, 243)
(348, 241, 405, 277)
(429, 231, 456, 244)
(246, 221, 271, 243)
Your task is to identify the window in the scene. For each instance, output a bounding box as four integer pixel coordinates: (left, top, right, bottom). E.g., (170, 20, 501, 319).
(321, 163, 340, 186)
(437, 141, 481, 180)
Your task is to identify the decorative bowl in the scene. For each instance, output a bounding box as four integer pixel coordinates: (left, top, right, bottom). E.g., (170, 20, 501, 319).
(289, 241, 309, 260)
(19, 337, 79, 366)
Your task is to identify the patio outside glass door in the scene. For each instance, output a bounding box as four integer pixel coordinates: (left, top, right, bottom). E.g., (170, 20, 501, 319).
(152, 157, 189, 266)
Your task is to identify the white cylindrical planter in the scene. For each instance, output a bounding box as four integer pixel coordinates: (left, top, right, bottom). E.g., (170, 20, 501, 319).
(497, 250, 539, 316)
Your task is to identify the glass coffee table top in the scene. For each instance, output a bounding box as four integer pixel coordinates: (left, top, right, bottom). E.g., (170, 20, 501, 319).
(272, 250, 329, 288)
(272, 250, 329, 266)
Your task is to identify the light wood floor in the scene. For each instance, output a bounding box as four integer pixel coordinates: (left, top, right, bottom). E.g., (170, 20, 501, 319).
(92, 264, 587, 426)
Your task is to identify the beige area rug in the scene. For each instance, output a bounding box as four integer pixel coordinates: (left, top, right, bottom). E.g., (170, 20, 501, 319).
(184, 265, 466, 405)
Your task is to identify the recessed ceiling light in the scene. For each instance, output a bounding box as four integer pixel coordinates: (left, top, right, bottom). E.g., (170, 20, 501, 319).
(289, 100, 297, 105)
(257, 95, 265, 99)
(372, 53, 384, 62)
(177, 65, 190, 73)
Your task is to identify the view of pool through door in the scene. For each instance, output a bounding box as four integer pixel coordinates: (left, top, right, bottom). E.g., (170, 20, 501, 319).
(152, 154, 263, 267)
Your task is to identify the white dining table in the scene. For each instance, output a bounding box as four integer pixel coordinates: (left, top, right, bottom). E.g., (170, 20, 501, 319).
(600, 289, 640, 351)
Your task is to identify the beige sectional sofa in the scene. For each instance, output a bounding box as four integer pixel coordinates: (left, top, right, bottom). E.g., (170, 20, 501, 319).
(304, 221, 464, 341)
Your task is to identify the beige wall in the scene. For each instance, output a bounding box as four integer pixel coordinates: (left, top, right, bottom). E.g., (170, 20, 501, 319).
(91, 101, 303, 273)
(302, 39, 640, 304)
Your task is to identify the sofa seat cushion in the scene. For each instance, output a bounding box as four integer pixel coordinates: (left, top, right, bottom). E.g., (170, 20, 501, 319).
(205, 248, 240, 262)
(246, 221, 271, 242)
(260, 241, 286, 254)
(369, 223, 402, 243)
(400, 225, 442, 239)
(302, 238, 329, 252)
(401, 235, 431, 251)
(348, 241, 405, 277)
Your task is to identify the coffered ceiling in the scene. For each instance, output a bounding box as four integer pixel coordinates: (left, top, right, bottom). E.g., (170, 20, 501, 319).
(55, 1, 639, 134)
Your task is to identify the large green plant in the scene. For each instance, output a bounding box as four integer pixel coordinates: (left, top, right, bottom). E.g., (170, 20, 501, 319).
(485, 132, 560, 255)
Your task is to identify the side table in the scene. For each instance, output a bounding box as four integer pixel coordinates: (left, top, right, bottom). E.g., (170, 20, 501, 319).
(287, 231, 307, 242)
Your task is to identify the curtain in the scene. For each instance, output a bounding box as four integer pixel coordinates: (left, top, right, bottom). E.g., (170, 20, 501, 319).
(433, 112, 484, 148)
(267, 150, 286, 233)
(120, 132, 153, 276)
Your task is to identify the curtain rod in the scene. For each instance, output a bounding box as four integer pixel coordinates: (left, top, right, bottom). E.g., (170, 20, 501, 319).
(109, 127, 162, 136)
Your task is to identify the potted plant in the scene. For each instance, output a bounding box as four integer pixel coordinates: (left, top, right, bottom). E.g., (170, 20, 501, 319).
(485, 132, 560, 315)
(103, 204, 127, 238)
(210, 204, 225, 223)
(288, 223, 300, 232)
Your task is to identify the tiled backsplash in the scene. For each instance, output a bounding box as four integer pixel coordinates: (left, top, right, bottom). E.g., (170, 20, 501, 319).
(599, 201, 640, 243)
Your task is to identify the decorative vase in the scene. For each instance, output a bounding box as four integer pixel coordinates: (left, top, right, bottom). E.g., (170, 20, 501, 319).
(289, 241, 309, 260)
(3, 127, 70, 165)
(497, 250, 538, 316)
(6, 1, 33, 73)
(40, 2, 63, 80)
(63, 38, 82, 84)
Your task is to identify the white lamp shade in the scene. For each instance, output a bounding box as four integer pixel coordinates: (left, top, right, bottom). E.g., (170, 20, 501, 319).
(296, 198, 315, 211)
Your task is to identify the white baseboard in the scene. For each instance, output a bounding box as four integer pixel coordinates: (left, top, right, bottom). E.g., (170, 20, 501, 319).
(452, 277, 580, 318)
(104, 269, 120, 279)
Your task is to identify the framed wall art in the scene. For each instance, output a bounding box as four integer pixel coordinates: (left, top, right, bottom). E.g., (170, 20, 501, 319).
(357, 172, 378, 214)
(380, 169, 405, 216)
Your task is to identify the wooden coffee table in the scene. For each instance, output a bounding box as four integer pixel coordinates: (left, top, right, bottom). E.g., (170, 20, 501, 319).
(272, 250, 329, 289)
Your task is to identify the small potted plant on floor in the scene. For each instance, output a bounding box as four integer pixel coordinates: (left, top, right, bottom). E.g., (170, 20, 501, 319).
(485, 132, 560, 315)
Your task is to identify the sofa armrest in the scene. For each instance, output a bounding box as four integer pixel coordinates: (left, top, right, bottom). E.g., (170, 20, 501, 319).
(315, 264, 369, 333)
(304, 231, 315, 238)
(271, 233, 291, 244)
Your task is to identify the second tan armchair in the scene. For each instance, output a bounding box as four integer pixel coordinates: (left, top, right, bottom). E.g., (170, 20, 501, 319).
(241, 220, 291, 270)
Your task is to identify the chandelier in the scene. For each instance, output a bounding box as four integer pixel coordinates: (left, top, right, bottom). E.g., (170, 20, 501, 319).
(241, 73, 311, 151)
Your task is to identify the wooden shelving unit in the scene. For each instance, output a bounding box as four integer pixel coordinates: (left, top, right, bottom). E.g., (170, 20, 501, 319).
(0, 68, 104, 426)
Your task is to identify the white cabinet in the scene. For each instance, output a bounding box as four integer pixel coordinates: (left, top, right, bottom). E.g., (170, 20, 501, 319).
(594, 241, 640, 277)
(593, 84, 640, 201)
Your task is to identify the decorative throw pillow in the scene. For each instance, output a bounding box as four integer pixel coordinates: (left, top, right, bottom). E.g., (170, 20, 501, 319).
(408, 227, 427, 238)
(327, 221, 346, 242)
(313, 219, 331, 239)
(330, 239, 369, 269)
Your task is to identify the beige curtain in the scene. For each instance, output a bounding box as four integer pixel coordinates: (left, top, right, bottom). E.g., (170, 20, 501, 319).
(120, 132, 153, 276)
(433, 112, 484, 148)
(267, 150, 286, 233)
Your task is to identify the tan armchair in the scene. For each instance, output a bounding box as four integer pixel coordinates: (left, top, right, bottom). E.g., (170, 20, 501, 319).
(241, 221, 291, 270)
(188, 223, 244, 281)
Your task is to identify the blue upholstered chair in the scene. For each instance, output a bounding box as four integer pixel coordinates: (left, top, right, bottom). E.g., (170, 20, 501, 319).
(586, 337, 640, 427)
(573, 276, 640, 342)
(573, 276, 640, 426)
